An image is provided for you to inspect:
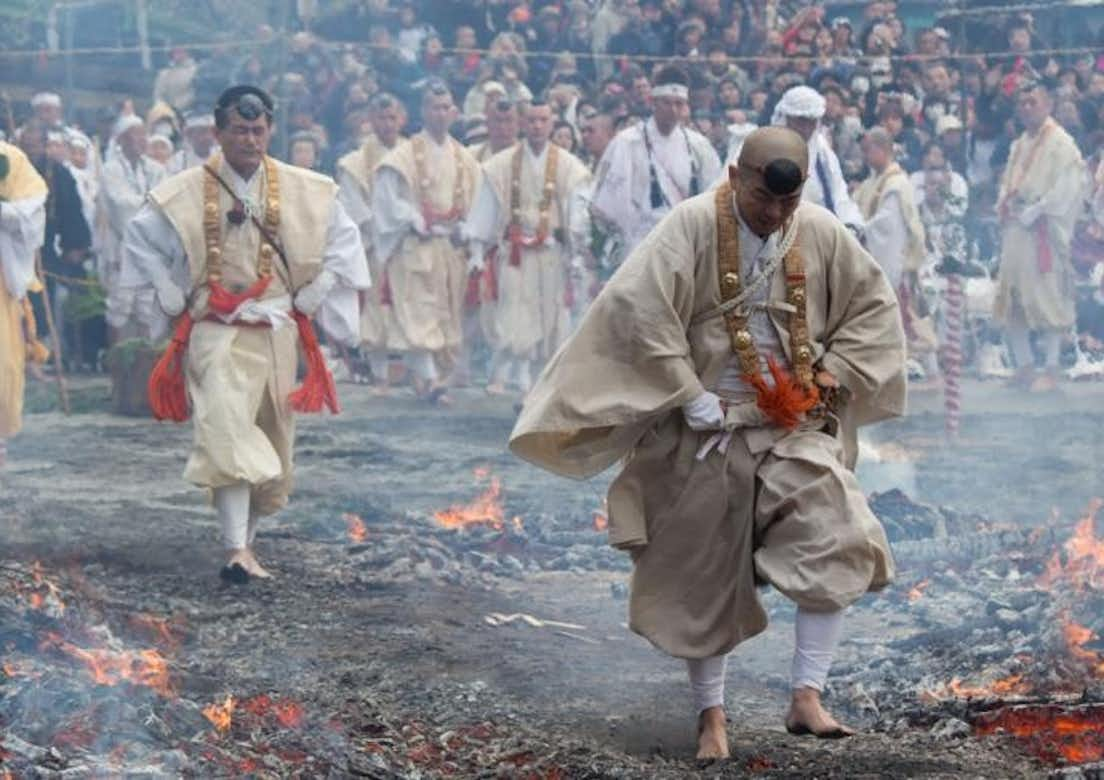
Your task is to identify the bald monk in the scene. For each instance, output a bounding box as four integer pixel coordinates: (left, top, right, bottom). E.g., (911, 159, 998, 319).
(510, 128, 905, 758)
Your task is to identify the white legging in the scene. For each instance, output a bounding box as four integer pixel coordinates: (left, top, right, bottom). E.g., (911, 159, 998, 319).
(214, 482, 251, 550)
(1006, 311, 1061, 369)
(686, 607, 845, 714)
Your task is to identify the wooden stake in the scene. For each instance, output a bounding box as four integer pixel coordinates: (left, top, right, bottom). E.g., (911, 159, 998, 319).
(35, 255, 71, 416)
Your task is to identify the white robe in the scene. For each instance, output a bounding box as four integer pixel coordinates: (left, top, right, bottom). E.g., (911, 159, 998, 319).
(114, 163, 366, 346)
(166, 143, 218, 176)
(101, 154, 166, 326)
(0, 195, 47, 301)
(591, 117, 722, 251)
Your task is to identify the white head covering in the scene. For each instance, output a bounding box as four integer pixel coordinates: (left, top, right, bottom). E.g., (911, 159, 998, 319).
(771, 86, 827, 126)
(65, 129, 92, 149)
(148, 135, 174, 151)
(32, 92, 62, 109)
(112, 114, 144, 138)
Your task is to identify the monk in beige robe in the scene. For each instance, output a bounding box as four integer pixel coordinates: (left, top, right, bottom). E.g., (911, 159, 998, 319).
(115, 86, 369, 582)
(0, 142, 48, 466)
(511, 128, 905, 757)
(854, 127, 934, 381)
(336, 93, 406, 390)
(994, 83, 1085, 392)
(372, 81, 480, 403)
(465, 101, 591, 394)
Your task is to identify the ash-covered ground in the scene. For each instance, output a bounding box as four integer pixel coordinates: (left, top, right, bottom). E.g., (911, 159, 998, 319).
(2, 377, 1104, 778)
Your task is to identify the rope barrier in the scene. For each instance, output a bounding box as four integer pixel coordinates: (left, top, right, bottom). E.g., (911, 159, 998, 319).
(0, 33, 1099, 69)
(41, 269, 102, 289)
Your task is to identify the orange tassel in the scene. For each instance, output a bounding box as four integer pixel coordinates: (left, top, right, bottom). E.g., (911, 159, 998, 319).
(148, 314, 195, 422)
(744, 357, 820, 430)
(287, 310, 340, 415)
(207, 277, 272, 315)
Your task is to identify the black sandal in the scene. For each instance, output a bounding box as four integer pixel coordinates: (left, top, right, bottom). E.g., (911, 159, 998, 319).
(219, 563, 250, 585)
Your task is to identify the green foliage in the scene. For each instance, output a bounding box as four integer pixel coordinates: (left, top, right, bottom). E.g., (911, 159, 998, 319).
(62, 278, 106, 323)
(105, 337, 158, 372)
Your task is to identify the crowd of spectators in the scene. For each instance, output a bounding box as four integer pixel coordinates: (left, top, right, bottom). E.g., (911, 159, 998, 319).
(5, 0, 1104, 373)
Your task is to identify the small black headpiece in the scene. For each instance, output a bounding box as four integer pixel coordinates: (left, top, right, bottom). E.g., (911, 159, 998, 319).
(762, 158, 804, 196)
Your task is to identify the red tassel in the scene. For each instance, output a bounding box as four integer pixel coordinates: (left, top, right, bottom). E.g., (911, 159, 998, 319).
(744, 357, 820, 430)
(288, 310, 340, 415)
(148, 314, 195, 422)
(208, 277, 272, 315)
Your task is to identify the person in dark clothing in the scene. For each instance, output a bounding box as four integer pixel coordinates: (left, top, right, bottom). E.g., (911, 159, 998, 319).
(19, 121, 94, 369)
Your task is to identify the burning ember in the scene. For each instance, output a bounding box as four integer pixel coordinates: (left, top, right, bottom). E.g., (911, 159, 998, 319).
(593, 512, 608, 532)
(1039, 499, 1104, 591)
(923, 672, 1033, 702)
(39, 632, 174, 697)
(344, 512, 368, 543)
(203, 695, 236, 734)
(434, 469, 511, 531)
(974, 703, 1104, 765)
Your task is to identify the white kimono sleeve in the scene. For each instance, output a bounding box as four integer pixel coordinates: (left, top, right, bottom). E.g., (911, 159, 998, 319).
(112, 201, 191, 339)
(371, 167, 424, 263)
(314, 198, 371, 348)
(589, 134, 637, 243)
(0, 194, 46, 300)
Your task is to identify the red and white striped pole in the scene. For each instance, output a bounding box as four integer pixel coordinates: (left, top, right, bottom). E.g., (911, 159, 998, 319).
(942, 274, 965, 441)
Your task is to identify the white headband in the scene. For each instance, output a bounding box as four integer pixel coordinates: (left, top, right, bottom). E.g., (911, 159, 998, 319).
(32, 92, 62, 109)
(184, 113, 216, 130)
(651, 83, 689, 100)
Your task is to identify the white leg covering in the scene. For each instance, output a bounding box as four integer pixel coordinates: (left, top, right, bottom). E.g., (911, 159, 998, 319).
(791, 608, 845, 691)
(1041, 330, 1062, 369)
(488, 351, 510, 385)
(1006, 314, 1034, 368)
(687, 653, 728, 714)
(247, 514, 261, 546)
(214, 482, 251, 551)
(367, 350, 389, 382)
(515, 359, 533, 393)
(404, 350, 438, 383)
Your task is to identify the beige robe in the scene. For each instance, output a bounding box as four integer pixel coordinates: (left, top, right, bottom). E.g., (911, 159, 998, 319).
(151, 159, 336, 516)
(373, 132, 480, 356)
(337, 136, 400, 350)
(510, 196, 906, 658)
(0, 143, 48, 439)
(471, 142, 591, 361)
(994, 118, 1084, 330)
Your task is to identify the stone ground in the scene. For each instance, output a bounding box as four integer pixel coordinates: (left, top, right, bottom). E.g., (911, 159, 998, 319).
(3, 376, 1103, 778)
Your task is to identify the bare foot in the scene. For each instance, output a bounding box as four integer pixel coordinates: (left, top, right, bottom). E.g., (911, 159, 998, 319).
(1006, 366, 1035, 389)
(227, 548, 274, 579)
(785, 687, 855, 738)
(485, 383, 508, 396)
(1029, 372, 1059, 393)
(696, 706, 729, 760)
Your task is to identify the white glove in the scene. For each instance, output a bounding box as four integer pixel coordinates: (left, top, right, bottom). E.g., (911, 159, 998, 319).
(682, 391, 725, 431)
(468, 253, 485, 273)
(294, 268, 336, 316)
(155, 283, 186, 317)
(569, 255, 585, 279)
(411, 212, 429, 237)
(1018, 203, 1043, 228)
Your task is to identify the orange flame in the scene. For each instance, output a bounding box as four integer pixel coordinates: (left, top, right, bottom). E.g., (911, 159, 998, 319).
(907, 579, 930, 603)
(923, 672, 1033, 701)
(128, 613, 184, 652)
(40, 632, 174, 697)
(1038, 499, 1104, 591)
(434, 470, 506, 531)
(593, 511, 608, 532)
(23, 560, 66, 614)
(274, 699, 306, 729)
(1063, 616, 1104, 676)
(203, 695, 236, 733)
(344, 513, 368, 543)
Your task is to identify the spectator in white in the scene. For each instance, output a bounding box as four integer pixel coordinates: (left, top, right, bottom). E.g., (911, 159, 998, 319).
(463, 80, 508, 122)
(395, 0, 435, 65)
(147, 134, 175, 167)
(590, 65, 722, 255)
(31, 92, 65, 130)
(65, 130, 100, 254)
(910, 143, 968, 218)
(102, 115, 167, 338)
(153, 47, 197, 113)
(167, 113, 219, 174)
(729, 86, 864, 234)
